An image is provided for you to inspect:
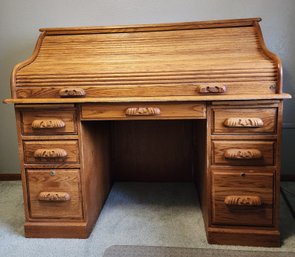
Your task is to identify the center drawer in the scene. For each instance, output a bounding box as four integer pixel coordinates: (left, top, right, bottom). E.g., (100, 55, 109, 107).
(81, 102, 206, 120)
(23, 140, 79, 164)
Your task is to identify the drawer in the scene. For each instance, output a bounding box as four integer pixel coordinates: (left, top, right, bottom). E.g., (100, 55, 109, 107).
(212, 107, 277, 134)
(21, 109, 77, 135)
(26, 169, 83, 219)
(212, 140, 275, 166)
(212, 170, 274, 226)
(81, 102, 206, 120)
(23, 140, 79, 164)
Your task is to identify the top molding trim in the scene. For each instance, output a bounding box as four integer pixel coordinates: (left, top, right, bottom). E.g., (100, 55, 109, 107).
(39, 18, 262, 35)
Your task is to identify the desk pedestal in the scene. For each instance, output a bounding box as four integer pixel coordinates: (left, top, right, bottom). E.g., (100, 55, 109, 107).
(14, 100, 282, 247)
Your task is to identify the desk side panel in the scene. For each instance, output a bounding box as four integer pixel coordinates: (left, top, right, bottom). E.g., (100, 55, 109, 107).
(78, 114, 111, 234)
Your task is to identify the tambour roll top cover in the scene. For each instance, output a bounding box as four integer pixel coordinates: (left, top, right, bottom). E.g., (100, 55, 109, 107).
(9, 18, 288, 101)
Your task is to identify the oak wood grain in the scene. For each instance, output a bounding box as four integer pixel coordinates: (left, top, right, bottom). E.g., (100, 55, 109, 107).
(81, 102, 206, 120)
(39, 18, 262, 34)
(23, 140, 79, 164)
(212, 170, 274, 226)
(10, 18, 283, 101)
(21, 109, 77, 135)
(212, 107, 277, 134)
(78, 120, 111, 236)
(212, 140, 275, 166)
(4, 93, 291, 104)
(111, 120, 193, 182)
(26, 169, 83, 219)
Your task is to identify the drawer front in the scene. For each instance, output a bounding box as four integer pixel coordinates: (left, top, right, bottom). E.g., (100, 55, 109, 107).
(21, 109, 77, 135)
(81, 102, 206, 120)
(212, 140, 275, 166)
(26, 169, 83, 219)
(212, 108, 277, 134)
(23, 140, 79, 164)
(212, 170, 274, 226)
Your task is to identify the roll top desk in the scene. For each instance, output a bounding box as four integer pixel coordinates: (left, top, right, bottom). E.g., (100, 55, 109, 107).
(4, 18, 291, 247)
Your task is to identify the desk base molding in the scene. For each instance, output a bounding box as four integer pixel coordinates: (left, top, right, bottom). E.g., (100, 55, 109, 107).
(207, 227, 280, 247)
(24, 221, 91, 238)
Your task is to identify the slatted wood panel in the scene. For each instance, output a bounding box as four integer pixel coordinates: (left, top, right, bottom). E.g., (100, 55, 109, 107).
(12, 19, 280, 99)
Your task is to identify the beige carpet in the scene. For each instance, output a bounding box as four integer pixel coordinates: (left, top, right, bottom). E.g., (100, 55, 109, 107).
(103, 245, 294, 257)
(0, 181, 294, 257)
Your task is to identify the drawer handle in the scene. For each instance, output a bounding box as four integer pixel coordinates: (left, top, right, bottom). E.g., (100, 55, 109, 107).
(224, 195, 262, 207)
(198, 85, 227, 94)
(34, 148, 68, 158)
(224, 149, 262, 160)
(59, 88, 85, 97)
(224, 118, 264, 128)
(31, 119, 65, 129)
(125, 107, 161, 116)
(38, 192, 71, 202)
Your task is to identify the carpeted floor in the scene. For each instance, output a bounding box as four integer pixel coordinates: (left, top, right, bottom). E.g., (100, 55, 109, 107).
(0, 181, 294, 257)
(103, 245, 294, 257)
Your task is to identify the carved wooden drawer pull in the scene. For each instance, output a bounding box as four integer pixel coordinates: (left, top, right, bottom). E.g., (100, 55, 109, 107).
(224, 149, 262, 160)
(198, 85, 227, 94)
(34, 148, 68, 158)
(224, 195, 262, 207)
(38, 192, 71, 202)
(59, 88, 86, 97)
(125, 107, 161, 116)
(31, 119, 65, 129)
(224, 118, 264, 128)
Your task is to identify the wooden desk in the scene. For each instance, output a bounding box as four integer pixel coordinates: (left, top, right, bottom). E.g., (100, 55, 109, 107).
(4, 18, 291, 247)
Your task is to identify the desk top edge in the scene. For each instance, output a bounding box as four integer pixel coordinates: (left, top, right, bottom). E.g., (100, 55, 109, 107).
(3, 93, 291, 104)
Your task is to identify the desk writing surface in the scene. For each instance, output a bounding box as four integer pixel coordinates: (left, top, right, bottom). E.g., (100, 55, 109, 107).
(5, 18, 291, 247)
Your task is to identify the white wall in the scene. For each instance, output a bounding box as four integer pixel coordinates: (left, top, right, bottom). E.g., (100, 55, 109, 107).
(1, 0, 294, 174)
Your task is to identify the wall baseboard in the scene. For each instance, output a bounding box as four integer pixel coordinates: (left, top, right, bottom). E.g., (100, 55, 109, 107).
(0, 173, 21, 181)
